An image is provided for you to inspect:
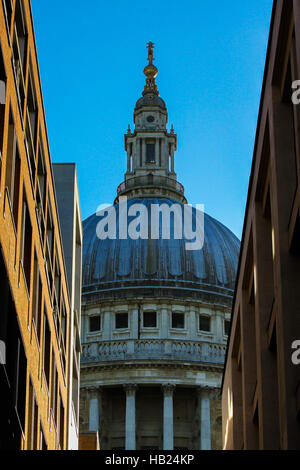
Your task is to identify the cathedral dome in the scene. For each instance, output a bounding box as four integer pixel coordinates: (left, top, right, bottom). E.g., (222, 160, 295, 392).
(82, 198, 240, 298)
(80, 44, 239, 451)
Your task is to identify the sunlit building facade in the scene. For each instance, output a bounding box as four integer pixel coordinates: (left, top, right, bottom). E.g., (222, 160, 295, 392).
(0, 0, 82, 450)
(222, 0, 300, 450)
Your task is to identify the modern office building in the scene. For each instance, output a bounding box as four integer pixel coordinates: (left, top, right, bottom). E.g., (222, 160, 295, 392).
(222, 0, 300, 450)
(79, 44, 240, 450)
(0, 0, 82, 450)
(53, 164, 82, 450)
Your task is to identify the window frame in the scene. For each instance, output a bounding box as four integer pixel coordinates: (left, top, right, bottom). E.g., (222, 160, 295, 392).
(89, 315, 102, 333)
(199, 314, 211, 333)
(115, 312, 129, 330)
(171, 312, 185, 330)
(224, 319, 230, 336)
(142, 311, 157, 329)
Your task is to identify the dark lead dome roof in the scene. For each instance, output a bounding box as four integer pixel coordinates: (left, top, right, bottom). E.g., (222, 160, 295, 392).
(135, 94, 167, 112)
(82, 198, 240, 294)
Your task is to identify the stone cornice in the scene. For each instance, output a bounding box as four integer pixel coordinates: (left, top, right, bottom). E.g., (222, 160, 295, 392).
(80, 361, 223, 373)
(82, 298, 230, 313)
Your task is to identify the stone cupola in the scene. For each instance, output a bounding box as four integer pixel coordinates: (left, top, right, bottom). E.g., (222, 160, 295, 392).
(115, 42, 186, 204)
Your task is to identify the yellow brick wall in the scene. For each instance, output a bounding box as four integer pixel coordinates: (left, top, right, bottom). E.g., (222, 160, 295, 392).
(0, 0, 71, 450)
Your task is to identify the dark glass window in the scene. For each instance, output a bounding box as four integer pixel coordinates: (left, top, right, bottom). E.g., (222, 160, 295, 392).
(5, 108, 21, 229)
(43, 311, 51, 389)
(115, 313, 128, 329)
(89, 316, 101, 332)
(20, 195, 32, 290)
(146, 143, 155, 163)
(0, 42, 6, 160)
(59, 393, 65, 449)
(199, 315, 210, 332)
(224, 320, 230, 336)
(3, 0, 13, 36)
(172, 313, 185, 329)
(147, 115, 155, 123)
(143, 311, 157, 328)
(31, 251, 42, 342)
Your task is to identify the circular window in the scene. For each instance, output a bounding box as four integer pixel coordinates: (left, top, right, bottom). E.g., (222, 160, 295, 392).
(147, 116, 155, 123)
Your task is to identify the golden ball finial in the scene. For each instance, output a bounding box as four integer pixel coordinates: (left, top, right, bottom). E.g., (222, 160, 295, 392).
(144, 63, 158, 79)
(143, 42, 159, 96)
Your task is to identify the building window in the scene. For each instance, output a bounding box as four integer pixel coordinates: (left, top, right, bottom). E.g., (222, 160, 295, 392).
(25, 61, 38, 181)
(12, 0, 27, 117)
(51, 352, 57, 427)
(59, 392, 65, 450)
(27, 379, 38, 450)
(13, 0, 27, 76)
(224, 320, 230, 336)
(53, 252, 61, 317)
(89, 315, 101, 332)
(3, 0, 13, 38)
(45, 202, 54, 291)
(115, 313, 128, 329)
(46, 202, 54, 258)
(146, 141, 155, 163)
(43, 310, 51, 390)
(0, 42, 6, 163)
(60, 300, 67, 374)
(31, 251, 42, 342)
(172, 312, 185, 329)
(26, 61, 38, 144)
(36, 139, 46, 206)
(199, 315, 210, 332)
(143, 311, 157, 328)
(5, 108, 21, 229)
(20, 193, 32, 291)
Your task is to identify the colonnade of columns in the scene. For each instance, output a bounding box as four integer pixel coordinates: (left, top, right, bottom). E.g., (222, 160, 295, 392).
(86, 385, 216, 450)
(128, 138, 175, 171)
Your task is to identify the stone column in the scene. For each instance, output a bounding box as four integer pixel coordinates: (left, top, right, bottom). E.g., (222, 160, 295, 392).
(132, 140, 137, 169)
(88, 386, 102, 432)
(142, 139, 146, 166)
(189, 306, 197, 340)
(162, 384, 175, 450)
(102, 309, 111, 341)
(197, 387, 212, 450)
(127, 143, 131, 172)
(170, 144, 175, 173)
(124, 384, 138, 450)
(155, 138, 159, 165)
(164, 139, 169, 170)
(215, 310, 224, 343)
(131, 306, 139, 339)
(136, 138, 141, 168)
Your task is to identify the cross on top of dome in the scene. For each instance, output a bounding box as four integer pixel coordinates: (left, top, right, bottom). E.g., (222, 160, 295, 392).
(147, 42, 155, 65)
(143, 41, 159, 96)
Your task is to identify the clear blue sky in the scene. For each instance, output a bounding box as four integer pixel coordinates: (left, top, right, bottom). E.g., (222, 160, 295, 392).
(31, 0, 273, 239)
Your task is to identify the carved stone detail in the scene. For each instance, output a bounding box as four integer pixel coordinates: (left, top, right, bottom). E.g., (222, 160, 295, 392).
(123, 383, 138, 396)
(161, 383, 176, 396)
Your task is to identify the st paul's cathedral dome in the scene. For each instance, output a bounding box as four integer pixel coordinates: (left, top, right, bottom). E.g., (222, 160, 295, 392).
(80, 42, 240, 451)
